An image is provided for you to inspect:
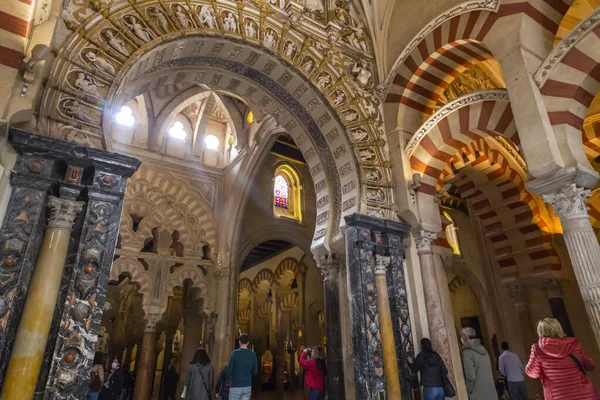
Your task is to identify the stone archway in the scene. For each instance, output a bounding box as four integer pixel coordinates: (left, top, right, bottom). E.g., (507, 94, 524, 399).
(39, 0, 396, 244)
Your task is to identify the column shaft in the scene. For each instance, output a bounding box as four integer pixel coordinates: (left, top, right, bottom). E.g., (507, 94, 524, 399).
(134, 330, 157, 400)
(1, 197, 82, 400)
(374, 256, 401, 400)
(323, 268, 345, 400)
(543, 185, 600, 349)
(415, 230, 457, 393)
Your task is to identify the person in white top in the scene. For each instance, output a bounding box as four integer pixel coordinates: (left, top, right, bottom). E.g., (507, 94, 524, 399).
(498, 341, 528, 400)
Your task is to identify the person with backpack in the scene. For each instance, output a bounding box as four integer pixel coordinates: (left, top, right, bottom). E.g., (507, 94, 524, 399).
(407, 338, 451, 400)
(88, 353, 105, 400)
(526, 317, 598, 400)
(215, 366, 231, 399)
(299, 345, 327, 400)
(183, 348, 213, 400)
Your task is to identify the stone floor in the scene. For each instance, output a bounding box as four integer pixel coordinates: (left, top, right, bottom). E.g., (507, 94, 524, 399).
(253, 392, 306, 399)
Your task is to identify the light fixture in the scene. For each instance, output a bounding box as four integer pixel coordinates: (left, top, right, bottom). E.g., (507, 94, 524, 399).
(168, 121, 187, 140)
(247, 111, 254, 124)
(204, 134, 220, 150)
(115, 106, 135, 127)
(290, 277, 298, 290)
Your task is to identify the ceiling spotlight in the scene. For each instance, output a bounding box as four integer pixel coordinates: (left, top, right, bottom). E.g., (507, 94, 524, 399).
(115, 106, 135, 127)
(204, 134, 220, 150)
(168, 121, 187, 140)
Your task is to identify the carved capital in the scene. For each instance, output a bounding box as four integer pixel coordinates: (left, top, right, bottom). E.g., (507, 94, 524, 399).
(315, 252, 344, 282)
(542, 278, 563, 299)
(504, 283, 527, 308)
(542, 184, 591, 220)
(412, 229, 438, 254)
(47, 196, 84, 229)
(374, 255, 391, 275)
(143, 299, 162, 332)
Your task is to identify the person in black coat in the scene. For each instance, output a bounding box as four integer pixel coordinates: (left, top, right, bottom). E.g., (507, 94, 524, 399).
(163, 359, 179, 400)
(215, 367, 231, 399)
(99, 358, 125, 400)
(408, 338, 449, 400)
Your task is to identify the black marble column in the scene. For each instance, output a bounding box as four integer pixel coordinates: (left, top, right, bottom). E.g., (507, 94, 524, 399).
(319, 255, 345, 400)
(0, 155, 49, 389)
(0, 129, 140, 399)
(344, 213, 411, 400)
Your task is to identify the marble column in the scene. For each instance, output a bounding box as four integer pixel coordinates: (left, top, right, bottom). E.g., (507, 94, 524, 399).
(505, 283, 537, 353)
(543, 278, 574, 337)
(178, 308, 204, 394)
(413, 228, 457, 394)
(159, 328, 176, 398)
(275, 333, 286, 397)
(0, 179, 47, 390)
(316, 253, 345, 400)
(541, 183, 600, 348)
(344, 213, 411, 400)
(134, 308, 161, 400)
(374, 255, 401, 400)
(1, 196, 83, 400)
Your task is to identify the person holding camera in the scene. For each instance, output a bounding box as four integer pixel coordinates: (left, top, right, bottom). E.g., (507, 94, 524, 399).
(299, 346, 327, 400)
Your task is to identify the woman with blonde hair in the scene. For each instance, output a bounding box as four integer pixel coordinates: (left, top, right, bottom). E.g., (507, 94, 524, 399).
(525, 317, 598, 399)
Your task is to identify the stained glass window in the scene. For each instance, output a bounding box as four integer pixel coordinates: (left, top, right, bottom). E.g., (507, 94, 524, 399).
(274, 175, 289, 208)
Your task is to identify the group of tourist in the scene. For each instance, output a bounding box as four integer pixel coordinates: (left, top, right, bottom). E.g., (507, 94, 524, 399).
(409, 317, 597, 400)
(88, 332, 327, 400)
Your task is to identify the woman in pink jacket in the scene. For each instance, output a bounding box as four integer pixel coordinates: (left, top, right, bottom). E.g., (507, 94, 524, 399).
(525, 318, 598, 400)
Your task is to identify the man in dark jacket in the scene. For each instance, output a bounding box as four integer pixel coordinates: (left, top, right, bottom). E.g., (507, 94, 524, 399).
(163, 359, 179, 400)
(460, 327, 498, 400)
(216, 367, 231, 399)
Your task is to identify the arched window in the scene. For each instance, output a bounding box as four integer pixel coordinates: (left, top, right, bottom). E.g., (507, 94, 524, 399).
(273, 164, 303, 222)
(274, 175, 289, 208)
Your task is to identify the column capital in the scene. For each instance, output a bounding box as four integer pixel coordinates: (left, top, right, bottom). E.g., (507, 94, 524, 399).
(143, 300, 162, 332)
(374, 254, 391, 275)
(542, 183, 591, 220)
(412, 228, 438, 254)
(541, 278, 563, 299)
(504, 282, 527, 309)
(315, 252, 344, 282)
(47, 196, 84, 229)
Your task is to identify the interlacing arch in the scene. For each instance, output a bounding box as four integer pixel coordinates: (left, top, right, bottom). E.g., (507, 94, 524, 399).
(110, 257, 154, 310)
(252, 268, 275, 291)
(408, 93, 558, 273)
(273, 257, 299, 286)
(120, 165, 217, 256)
(238, 278, 253, 295)
(160, 264, 209, 311)
(40, 0, 397, 245)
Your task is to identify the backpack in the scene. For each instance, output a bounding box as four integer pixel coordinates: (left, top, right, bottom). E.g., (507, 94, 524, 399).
(89, 371, 102, 392)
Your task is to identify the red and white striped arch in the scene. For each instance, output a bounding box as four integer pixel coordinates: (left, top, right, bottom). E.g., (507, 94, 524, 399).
(384, 0, 576, 132)
(408, 95, 558, 273)
(535, 9, 600, 159)
(406, 91, 518, 194)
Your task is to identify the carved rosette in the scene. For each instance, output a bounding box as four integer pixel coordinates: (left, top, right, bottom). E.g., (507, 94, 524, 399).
(542, 184, 592, 220)
(413, 229, 438, 254)
(47, 196, 85, 230)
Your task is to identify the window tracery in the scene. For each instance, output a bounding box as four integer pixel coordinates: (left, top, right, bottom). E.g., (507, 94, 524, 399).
(274, 175, 289, 209)
(273, 164, 303, 222)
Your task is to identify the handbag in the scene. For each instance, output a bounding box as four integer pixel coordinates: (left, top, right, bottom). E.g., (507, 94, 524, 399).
(197, 364, 212, 398)
(567, 353, 587, 376)
(181, 386, 186, 399)
(89, 371, 102, 392)
(442, 374, 456, 397)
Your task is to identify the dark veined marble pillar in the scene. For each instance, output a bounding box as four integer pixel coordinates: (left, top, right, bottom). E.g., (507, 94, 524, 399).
(0, 129, 140, 399)
(344, 213, 411, 400)
(0, 140, 51, 390)
(316, 254, 345, 400)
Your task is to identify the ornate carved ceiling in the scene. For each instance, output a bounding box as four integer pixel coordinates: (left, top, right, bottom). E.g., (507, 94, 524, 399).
(40, 0, 394, 246)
